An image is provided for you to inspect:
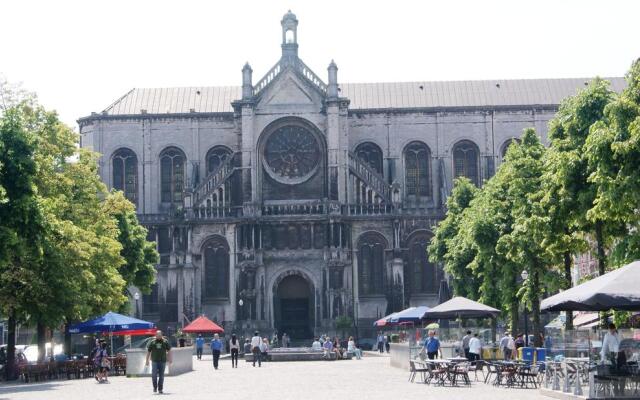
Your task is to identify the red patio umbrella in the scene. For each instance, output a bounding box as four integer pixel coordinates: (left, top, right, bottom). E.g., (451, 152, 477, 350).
(182, 316, 224, 334)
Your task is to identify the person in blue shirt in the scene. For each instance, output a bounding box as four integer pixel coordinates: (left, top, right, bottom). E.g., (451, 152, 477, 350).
(423, 330, 441, 360)
(195, 334, 205, 360)
(210, 333, 223, 369)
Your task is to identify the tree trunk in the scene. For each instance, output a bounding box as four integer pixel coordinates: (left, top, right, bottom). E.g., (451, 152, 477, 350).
(594, 221, 609, 327)
(563, 251, 574, 330)
(64, 323, 72, 357)
(595, 220, 606, 276)
(510, 300, 519, 335)
(5, 312, 16, 381)
(36, 321, 46, 363)
(531, 269, 542, 348)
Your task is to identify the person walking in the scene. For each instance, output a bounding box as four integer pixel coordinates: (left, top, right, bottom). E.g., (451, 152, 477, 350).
(377, 332, 385, 353)
(229, 334, 239, 368)
(260, 337, 270, 362)
(91, 339, 102, 381)
(282, 333, 289, 348)
(499, 331, 510, 360)
(462, 330, 472, 360)
(384, 335, 390, 353)
(95, 342, 110, 383)
(468, 333, 482, 363)
(251, 331, 262, 367)
(506, 333, 516, 360)
(211, 333, 223, 370)
(423, 330, 441, 360)
(195, 334, 204, 360)
(145, 330, 172, 394)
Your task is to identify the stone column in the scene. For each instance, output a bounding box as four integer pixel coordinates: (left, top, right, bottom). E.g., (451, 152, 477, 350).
(326, 60, 349, 203)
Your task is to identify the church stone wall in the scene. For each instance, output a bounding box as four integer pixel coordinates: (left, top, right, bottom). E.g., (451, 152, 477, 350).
(77, 12, 575, 339)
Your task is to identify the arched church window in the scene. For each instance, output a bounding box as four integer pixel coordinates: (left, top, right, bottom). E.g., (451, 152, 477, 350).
(203, 236, 229, 299)
(404, 141, 431, 196)
(500, 138, 519, 160)
(160, 147, 186, 205)
(453, 140, 479, 186)
(355, 142, 383, 175)
(112, 148, 138, 205)
(406, 231, 437, 294)
(206, 146, 232, 174)
(357, 232, 387, 296)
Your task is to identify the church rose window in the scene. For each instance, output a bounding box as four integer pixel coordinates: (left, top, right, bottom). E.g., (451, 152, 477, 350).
(203, 236, 230, 299)
(358, 232, 387, 296)
(160, 147, 185, 204)
(206, 146, 232, 174)
(404, 141, 431, 196)
(453, 140, 479, 186)
(263, 124, 321, 184)
(355, 142, 383, 175)
(112, 148, 138, 205)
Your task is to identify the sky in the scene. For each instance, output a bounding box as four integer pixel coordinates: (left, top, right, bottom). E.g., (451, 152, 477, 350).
(1, 0, 639, 128)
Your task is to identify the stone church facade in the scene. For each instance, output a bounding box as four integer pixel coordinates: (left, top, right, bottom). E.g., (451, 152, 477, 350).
(78, 11, 624, 338)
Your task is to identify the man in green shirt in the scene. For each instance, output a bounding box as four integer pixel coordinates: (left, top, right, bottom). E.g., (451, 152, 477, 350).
(145, 330, 172, 394)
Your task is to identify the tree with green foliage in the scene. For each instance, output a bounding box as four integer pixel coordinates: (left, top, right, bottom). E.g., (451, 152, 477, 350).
(428, 178, 479, 298)
(540, 78, 617, 329)
(15, 103, 127, 360)
(0, 103, 46, 378)
(458, 155, 522, 332)
(586, 60, 640, 266)
(496, 128, 557, 346)
(104, 191, 159, 301)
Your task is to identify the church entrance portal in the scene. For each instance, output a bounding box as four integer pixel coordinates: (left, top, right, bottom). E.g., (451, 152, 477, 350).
(274, 274, 313, 340)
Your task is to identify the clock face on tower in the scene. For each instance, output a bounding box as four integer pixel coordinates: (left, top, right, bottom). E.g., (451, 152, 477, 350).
(263, 124, 321, 185)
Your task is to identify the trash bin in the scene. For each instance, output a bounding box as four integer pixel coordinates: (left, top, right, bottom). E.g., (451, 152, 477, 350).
(535, 347, 546, 362)
(522, 347, 535, 363)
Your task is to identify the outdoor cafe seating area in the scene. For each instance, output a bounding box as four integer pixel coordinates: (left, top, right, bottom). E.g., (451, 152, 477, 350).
(410, 356, 543, 389)
(18, 356, 127, 383)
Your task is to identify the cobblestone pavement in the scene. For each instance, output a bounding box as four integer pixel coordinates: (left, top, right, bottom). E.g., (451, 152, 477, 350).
(0, 354, 546, 400)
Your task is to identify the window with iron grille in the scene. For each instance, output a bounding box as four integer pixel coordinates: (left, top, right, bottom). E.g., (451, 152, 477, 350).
(453, 140, 479, 186)
(112, 148, 138, 205)
(355, 142, 383, 175)
(404, 141, 431, 196)
(160, 147, 185, 204)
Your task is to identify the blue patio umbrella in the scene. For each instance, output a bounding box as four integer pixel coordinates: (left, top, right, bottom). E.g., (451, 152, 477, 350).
(69, 311, 155, 334)
(389, 306, 431, 325)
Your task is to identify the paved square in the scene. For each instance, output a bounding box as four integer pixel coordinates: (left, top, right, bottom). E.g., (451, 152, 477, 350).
(0, 355, 545, 400)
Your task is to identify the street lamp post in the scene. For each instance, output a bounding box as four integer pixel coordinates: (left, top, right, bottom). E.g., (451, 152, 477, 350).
(238, 299, 244, 338)
(134, 292, 140, 319)
(521, 270, 529, 347)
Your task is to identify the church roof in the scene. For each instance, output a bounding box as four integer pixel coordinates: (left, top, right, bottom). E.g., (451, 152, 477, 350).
(97, 77, 626, 116)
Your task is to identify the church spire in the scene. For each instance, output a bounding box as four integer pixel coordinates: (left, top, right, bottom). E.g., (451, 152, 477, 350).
(281, 10, 298, 60)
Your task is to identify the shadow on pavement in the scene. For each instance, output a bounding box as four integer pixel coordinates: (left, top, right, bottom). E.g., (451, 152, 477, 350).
(0, 382, 62, 394)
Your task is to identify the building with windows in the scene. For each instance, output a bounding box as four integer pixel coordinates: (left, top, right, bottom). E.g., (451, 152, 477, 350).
(78, 11, 625, 338)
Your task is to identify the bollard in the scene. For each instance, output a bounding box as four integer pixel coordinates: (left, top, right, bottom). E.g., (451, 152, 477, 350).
(552, 363, 561, 391)
(589, 370, 596, 398)
(573, 364, 583, 396)
(563, 362, 571, 393)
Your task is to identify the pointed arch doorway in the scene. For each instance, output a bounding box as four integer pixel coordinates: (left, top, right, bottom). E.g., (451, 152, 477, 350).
(273, 272, 314, 340)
